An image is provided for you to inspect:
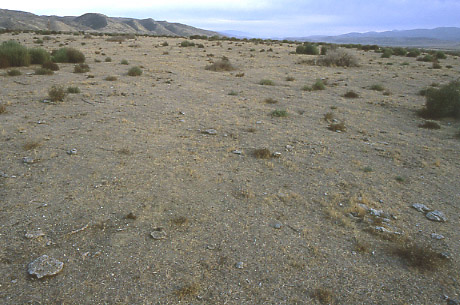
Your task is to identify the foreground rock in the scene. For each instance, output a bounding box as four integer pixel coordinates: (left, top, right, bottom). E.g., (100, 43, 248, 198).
(28, 255, 64, 279)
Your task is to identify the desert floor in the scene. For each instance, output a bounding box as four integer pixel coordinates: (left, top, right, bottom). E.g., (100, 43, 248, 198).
(1, 32, 460, 304)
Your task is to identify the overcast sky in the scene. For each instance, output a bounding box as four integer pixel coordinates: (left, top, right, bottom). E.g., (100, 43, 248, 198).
(3, 0, 460, 37)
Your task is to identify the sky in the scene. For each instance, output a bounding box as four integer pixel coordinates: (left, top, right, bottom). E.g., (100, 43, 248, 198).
(2, 0, 460, 37)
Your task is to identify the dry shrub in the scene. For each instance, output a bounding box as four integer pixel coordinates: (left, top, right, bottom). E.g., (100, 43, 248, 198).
(390, 242, 448, 271)
(310, 288, 335, 304)
(48, 85, 67, 102)
(205, 57, 235, 71)
(42, 61, 59, 71)
(328, 121, 346, 132)
(23, 140, 41, 151)
(175, 282, 200, 299)
(0, 104, 6, 114)
(171, 216, 188, 225)
(418, 121, 441, 129)
(318, 49, 359, 67)
(264, 98, 278, 104)
(343, 90, 359, 98)
(324, 112, 335, 122)
(253, 148, 272, 159)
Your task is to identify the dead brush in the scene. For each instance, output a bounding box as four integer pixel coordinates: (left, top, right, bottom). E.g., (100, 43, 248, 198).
(390, 241, 448, 271)
(0, 104, 6, 114)
(175, 282, 200, 299)
(253, 148, 272, 159)
(323, 112, 335, 122)
(23, 140, 42, 151)
(310, 288, 335, 304)
(205, 57, 235, 71)
(328, 121, 346, 132)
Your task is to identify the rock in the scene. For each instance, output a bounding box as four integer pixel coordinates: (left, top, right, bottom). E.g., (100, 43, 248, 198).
(66, 149, 77, 155)
(272, 152, 282, 158)
(431, 233, 445, 240)
(150, 228, 167, 240)
(28, 255, 64, 279)
(232, 150, 242, 155)
(0, 171, 8, 178)
(235, 261, 244, 269)
(369, 208, 387, 218)
(426, 210, 447, 222)
(447, 298, 460, 305)
(412, 203, 430, 213)
(22, 157, 34, 164)
(375, 226, 390, 233)
(25, 230, 45, 239)
(272, 222, 283, 229)
(202, 129, 217, 135)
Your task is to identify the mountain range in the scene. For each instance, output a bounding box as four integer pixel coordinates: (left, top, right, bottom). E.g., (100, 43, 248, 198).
(0, 9, 218, 37)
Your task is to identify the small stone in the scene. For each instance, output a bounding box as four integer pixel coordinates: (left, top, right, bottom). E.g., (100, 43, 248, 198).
(431, 233, 445, 240)
(67, 149, 77, 155)
(28, 255, 64, 279)
(412, 203, 431, 213)
(426, 210, 447, 222)
(369, 208, 386, 217)
(375, 226, 390, 233)
(202, 129, 217, 135)
(150, 228, 167, 240)
(232, 150, 242, 155)
(272, 152, 282, 158)
(285, 145, 293, 151)
(25, 230, 45, 239)
(273, 222, 283, 229)
(235, 261, 244, 269)
(22, 157, 34, 164)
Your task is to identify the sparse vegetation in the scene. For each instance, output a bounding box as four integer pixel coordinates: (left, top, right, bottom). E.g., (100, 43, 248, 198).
(343, 90, 359, 98)
(105, 76, 117, 81)
(74, 63, 90, 73)
(105, 57, 112, 62)
(418, 81, 460, 119)
(67, 86, 80, 94)
(259, 79, 275, 86)
(318, 49, 359, 67)
(310, 288, 334, 305)
(48, 85, 67, 102)
(390, 241, 448, 271)
(23, 140, 41, 150)
(128, 66, 142, 76)
(0, 104, 6, 114)
(34, 67, 54, 75)
(0, 40, 30, 68)
(253, 148, 272, 159)
(418, 121, 441, 129)
(42, 61, 59, 71)
(285, 76, 295, 81)
(312, 79, 326, 90)
(271, 109, 288, 117)
(328, 121, 346, 132)
(120, 59, 129, 65)
(264, 98, 278, 104)
(7, 69, 21, 76)
(370, 84, 385, 91)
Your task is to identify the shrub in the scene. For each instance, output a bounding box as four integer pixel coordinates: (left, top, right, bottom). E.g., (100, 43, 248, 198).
(197, 43, 205, 48)
(52, 48, 85, 63)
(343, 90, 359, 98)
(259, 79, 275, 86)
(302, 85, 312, 91)
(264, 98, 278, 104)
(7, 69, 21, 76)
(432, 62, 442, 69)
(180, 40, 195, 47)
(0, 104, 6, 114)
(406, 49, 421, 57)
(435, 51, 446, 60)
(120, 59, 129, 65)
(312, 79, 325, 91)
(74, 63, 90, 73)
(67, 86, 80, 94)
(418, 81, 460, 119)
(285, 76, 295, 81)
(318, 49, 359, 67)
(381, 48, 393, 58)
(392, 47, 407, 56)
(35, 68, 54, 75)
(296, 43, 319, 55)
(105, 57, 112, 62)
(320, 46, 328, 55)
(205, 57, 235, 71)
(105, 76, 117, 81)
(42, 61, 59, 71)
(417, 54, 434, 62)
(128, 66, 142, 76)
(271, 109, 288, 117)
(48, 85, 67, 101)
(253, 148, 272, 159)
(370, 84, 385, 91)
(161, 41, 169, 47)
(29, 48, 51, 64)
(0, 40, 30, 68)
(418, 121, 441, 129)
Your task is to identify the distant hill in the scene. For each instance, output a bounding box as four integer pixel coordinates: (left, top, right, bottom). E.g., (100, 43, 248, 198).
(0, 9, 218, 37)
(289, 27, 460, 49)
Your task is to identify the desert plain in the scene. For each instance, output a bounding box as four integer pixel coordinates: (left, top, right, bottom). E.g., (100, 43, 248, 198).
(0, 32, 459, 304)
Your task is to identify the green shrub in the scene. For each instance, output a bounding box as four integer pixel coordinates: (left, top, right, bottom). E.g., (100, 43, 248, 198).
(259, 79, 275, 86)
(29, 48, 51, 64)
(67, 86, 80, 94)
(392, 47, 407, 56)
(161, 41, 169, 47)
(48, 85, 67, 101)
(432, 62, 442, 69)
(42, 61, 59, 71)
(370, 84, 385, 91)
(312, 79, 325, 90)
(34, 39, 44, 44)
(381, 48, 393, 58)
(302, 85, 312, 91)
(434, 51, 446, 60)
(52, 48, 85, 63)
(320, 46, 328, 55)
(418, 81, 460, 119)
(180, 40, 195, 47)
(0, 40, 30, 68)
(120, 59, 129, 65)
(35, 67, 54, 75)
(128, 66, 142, 76)
(271, 109, 288, 117)
(7, 69, 21, 76)
(406, 49, 421, 57)
(105, 76, 117, 81)
(74, 63, 90, 73)
(318, 49, 359, 67)
(296, 43, 319, 55)
(105, 57, 112, 62)
(417, 54, 434, 62)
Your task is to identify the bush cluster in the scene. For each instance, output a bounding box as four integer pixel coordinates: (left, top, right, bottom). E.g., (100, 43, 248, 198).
(318, 49, 359, 67)
(296, 43, 319, 55)
(52, 48, 85, 63)
(128, 66, 142, 76)
(205, 57, 235, 72)
(0, 41, 30, 68)
(419, 81, 460, 119)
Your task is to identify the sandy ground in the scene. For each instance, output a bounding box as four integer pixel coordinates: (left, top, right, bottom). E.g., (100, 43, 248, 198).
(0, 32, 459, 304)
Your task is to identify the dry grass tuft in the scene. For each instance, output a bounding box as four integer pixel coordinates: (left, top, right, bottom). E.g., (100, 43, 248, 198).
(418, 121, 441, 129)
(390, 242, 448, 271)
(253, 148, 272, 159)
(310, 288, 335, 304)
(323, 112, 335, 122)
(23, 140, 41, 151)
(343, 90, 359, 98)
(175, 282, 200, 299)
(205, 57, 235, 72)
(328, 121, 346, 132)
(0, 104, 6, 114)
(171, 216, 188, 225)
(264, 98, 278, 104)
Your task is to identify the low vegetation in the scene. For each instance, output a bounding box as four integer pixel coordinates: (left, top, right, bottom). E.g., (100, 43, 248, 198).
(48, 85, 67, 102)
(318, 49, 359, 67)
(205, 57, 235, 71)
(128, 66, 142, 76)
(418, 81, 460, 119)
(52, 47, 85, 63)
(0, 40, 30, 68)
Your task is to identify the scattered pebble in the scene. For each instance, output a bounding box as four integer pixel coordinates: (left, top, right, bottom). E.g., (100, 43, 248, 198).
(426, 210, 447, 222)
(235, 262, 244, 269)
(272, 152, 282, 158)
(285, 145, 293, 151)
(150, 228, 167, 240)
(232, 150, 242, 155)
(22, 157, 34, 164)
(431, 233, 445, 240)
(273, 222, 283, 229)
(67, 149, 77, 155)
(25, 230, 45, 239)
(412, 203, 431, 213)
(202, 129, 217, 135)
(28, 255, 64, 279)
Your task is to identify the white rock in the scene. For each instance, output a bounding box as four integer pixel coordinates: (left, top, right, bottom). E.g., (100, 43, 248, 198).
(28, 255, 64, 279)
